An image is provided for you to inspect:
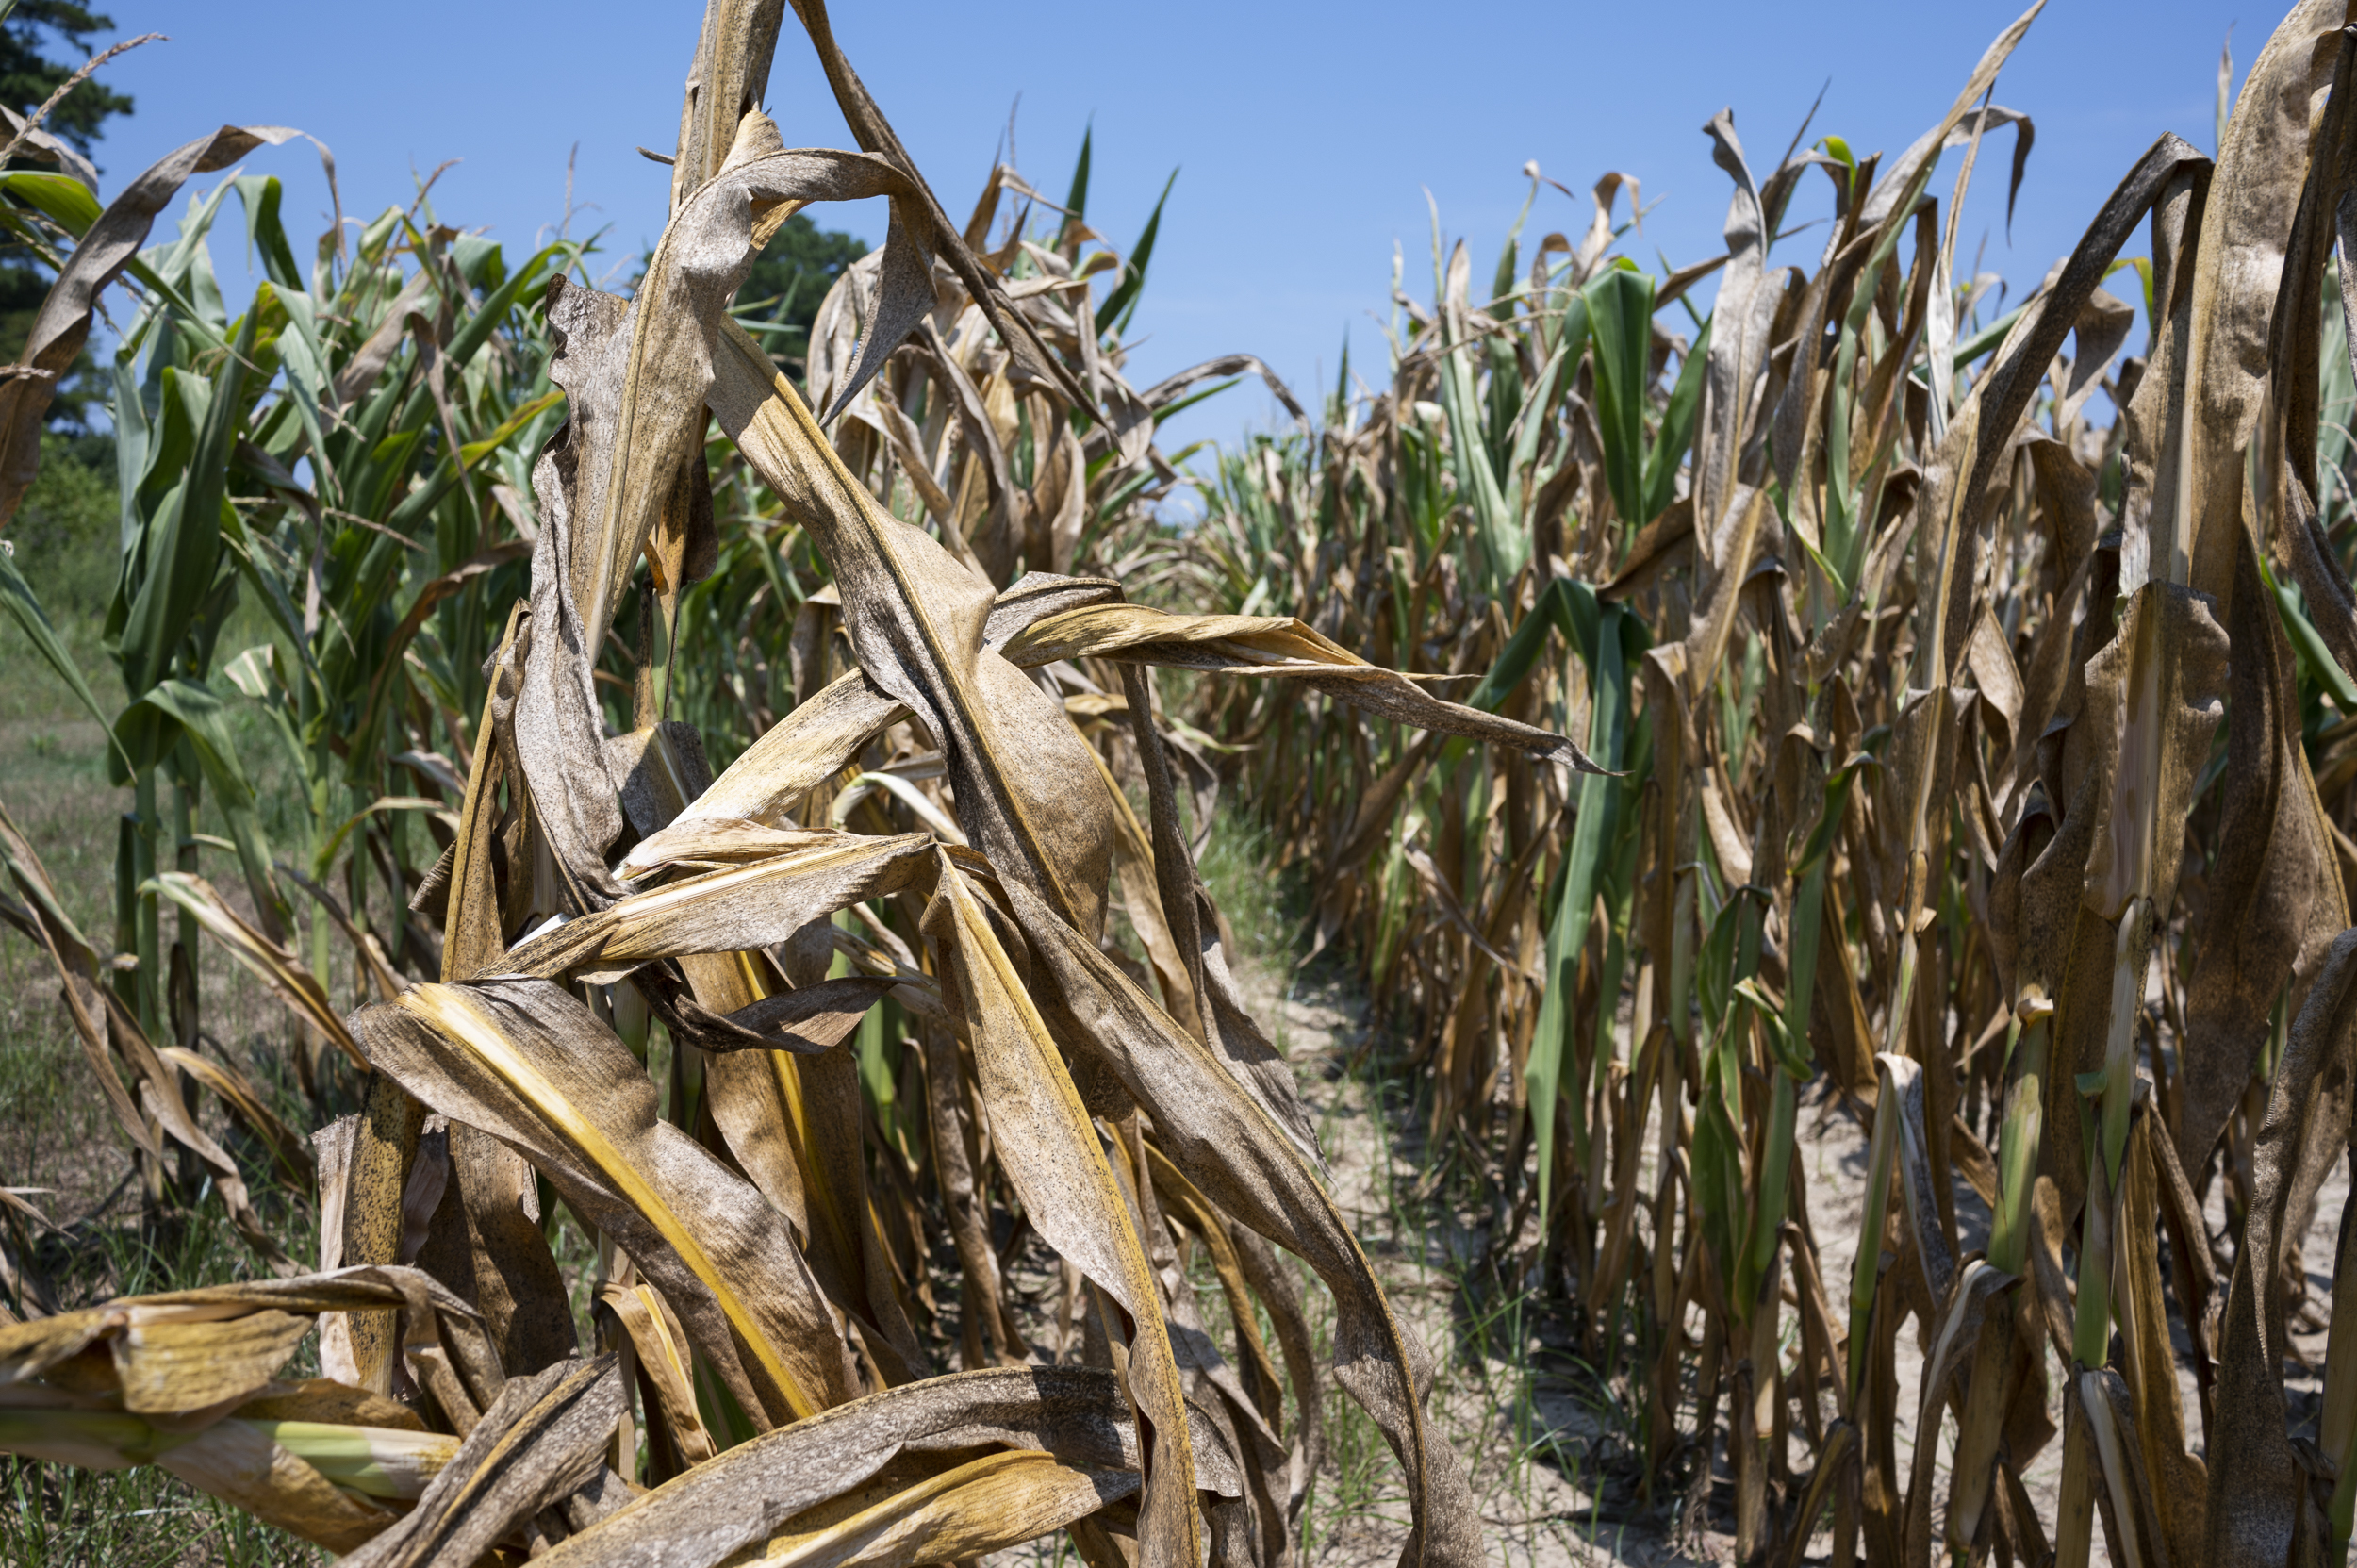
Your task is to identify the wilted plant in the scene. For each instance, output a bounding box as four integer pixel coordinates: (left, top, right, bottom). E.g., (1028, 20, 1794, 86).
(12, 0, 2357, 1563)
(1171, 1, 2357, 1561)
(0, 1, 1598, 1561)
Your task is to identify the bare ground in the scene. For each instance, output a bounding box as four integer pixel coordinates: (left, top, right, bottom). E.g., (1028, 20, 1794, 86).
(1240, 969, 1719, 1568)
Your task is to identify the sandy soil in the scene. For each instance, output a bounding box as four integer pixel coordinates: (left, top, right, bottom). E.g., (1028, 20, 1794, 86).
(1247, 971, 1717, 1567)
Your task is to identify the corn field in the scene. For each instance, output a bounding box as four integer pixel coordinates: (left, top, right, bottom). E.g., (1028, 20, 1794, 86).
(5, 0, 2357, 1563)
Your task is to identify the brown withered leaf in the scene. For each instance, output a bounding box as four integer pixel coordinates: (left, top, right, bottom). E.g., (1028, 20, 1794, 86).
(2080, 1366, 2173, 1568)
(0, 798, 163, 1167)
(1144, 1147, 1287, 1434)
(599, 1281, 717, 1481)
(1136, 355, 1306, 427)
(503, 833, 935, 984)
(999, 873, 1482, 1568)
(1877, 1053, 1959, 1312)
(667, 0, 787, 210)
(2205, 927, 2357, 1567)
(529, 1366, 1137, 1567)
(1924, 133, 2210, 685)
(2177, 26, 2357, 1191)
(706, 318, 1119, 938)
(149, 872, 368, 1072)
(1691, 111, 1780, 582)
(2180, 528, 2346, 1180)
(2277, 21, 2357, 674)
(1855, 3, 2044, 232)
(514, 114, 939, 909)
(565, 118, 937, 656)
(610, 718, 924, 1394)
(415, 1120, 578, 1384)
(997, 601, 1607, 776)
(339, 1075, 433, 1395)
(512, 279, 638, 913)
(917, 1015, 1031, 1368)
(156, 1044, 315, 1189)
(2079, 581, 2229, 922)
(2030, 581, 2227, 1222)
(621, 821, 860, 878)
(0, 1264, 478, 1407)
(921, 854, 1202, 1568)
(619, 702, 885, 851)
(1901, 1260, 2015, 1567)
(783, 0, 1095, 413)
(902, 326, 1022, 586)
(354, 979, 859, 1429)
(0, 124, 300, 527)
(2181, 0, 2354, 598)
(2118, 1107, 2208, 1568)
(108, 1312, 314, 1420)
(680, 976, 899, 1055)
(617, 573, 1131, 879)
(616, 573, 1122, 878)
(437, 606, 526, 979)
(338, 1356, 630, 1568)
(707, 1447, 1137, 1568)
(1997, 438, 2102, 808)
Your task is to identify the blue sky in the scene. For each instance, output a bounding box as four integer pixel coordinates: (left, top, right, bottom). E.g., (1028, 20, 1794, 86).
(70, 1, 2247, 455)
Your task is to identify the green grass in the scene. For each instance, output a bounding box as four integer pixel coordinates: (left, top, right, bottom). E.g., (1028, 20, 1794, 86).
(0, 1459, 324, 1568)
(1196, 803, 1307, 973)
(0, 1151, 327, 1567)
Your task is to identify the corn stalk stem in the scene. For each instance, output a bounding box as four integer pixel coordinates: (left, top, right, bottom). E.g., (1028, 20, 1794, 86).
(1847, 1069, 1901, 1400)
(2054, 1397, 2100, 1568)
(131, 768, 161, 1040)
(2330, 1401, 2357, 1558)
(2074, 900, 2151, 1371)
(1986, 1009, 2049, 1278)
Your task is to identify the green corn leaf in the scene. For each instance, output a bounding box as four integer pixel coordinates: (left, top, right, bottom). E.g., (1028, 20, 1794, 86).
(1505, 295, 1589, 519)
(1530, 600, 1637, 1223)
(1584, 265, 1656, 527)
(1696, 887, 1746, 1041)
(1641, 315, 1711, 523)
(1436, 323, 1517, 588)
(269, 286, 338, 490)
(1462, 577, 1580, 714)
(1059, 124, 1092, 238)
(117, 677, 287, 936)
(115, 308, 257, 696)
(1733, 977, 1804, 1312)
(1689, 1026, 1747, 1296)
(1100, 168, 1176, 338)
(2264, 554, 2357, 711)
(232, 175, 305, 292)
(0, 170, 99, 237)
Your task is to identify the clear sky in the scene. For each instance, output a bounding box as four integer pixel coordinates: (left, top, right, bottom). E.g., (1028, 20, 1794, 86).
(69, 1, 2248, 455)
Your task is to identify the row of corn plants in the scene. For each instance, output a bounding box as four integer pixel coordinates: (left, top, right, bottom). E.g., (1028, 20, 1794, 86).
(0, 0, 1564, 1562)
(8, 0, 2357, 1563)
(0, 106, 581, 1241)
(1175, 1, 2357, 1561)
